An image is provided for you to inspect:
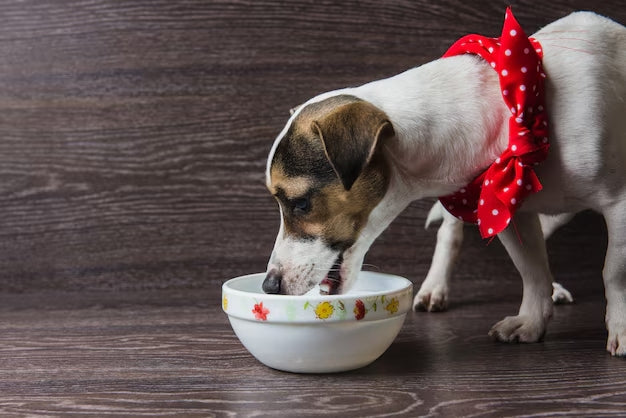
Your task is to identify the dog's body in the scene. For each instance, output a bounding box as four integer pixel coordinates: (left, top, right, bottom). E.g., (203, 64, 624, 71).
(265, 12, 626, 356)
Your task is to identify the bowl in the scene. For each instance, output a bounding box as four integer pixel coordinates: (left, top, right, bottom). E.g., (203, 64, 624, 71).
(221, 271, 413, 373)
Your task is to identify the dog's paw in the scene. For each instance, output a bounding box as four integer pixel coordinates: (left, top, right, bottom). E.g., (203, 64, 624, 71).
(607, 325, 626, 357)
(413, 283, 448, 312)
(551, 282, 574, 304)
(488, 315, 547, 343)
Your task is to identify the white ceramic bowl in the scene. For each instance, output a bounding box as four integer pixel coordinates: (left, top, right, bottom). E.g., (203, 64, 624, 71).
(222, 271, 413, 373)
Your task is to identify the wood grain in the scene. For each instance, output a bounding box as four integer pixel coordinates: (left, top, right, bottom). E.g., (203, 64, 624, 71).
(1, 278, 625, 417)
(0, 0, 623, 292)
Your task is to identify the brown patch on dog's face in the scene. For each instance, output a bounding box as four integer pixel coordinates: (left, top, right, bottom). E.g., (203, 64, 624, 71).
(268, 95, 393, 250)
(267, 172, 312, 201)
(269, 164, 387, 251)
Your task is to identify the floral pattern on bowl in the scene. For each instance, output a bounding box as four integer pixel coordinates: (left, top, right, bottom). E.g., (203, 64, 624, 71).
(222, 272, 413, 324)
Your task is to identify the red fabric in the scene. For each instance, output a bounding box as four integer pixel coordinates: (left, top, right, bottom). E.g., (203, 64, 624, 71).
(439, 8, 549, 238)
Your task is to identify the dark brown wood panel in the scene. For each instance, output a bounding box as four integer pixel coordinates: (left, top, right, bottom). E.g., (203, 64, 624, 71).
(0, 0, 622, 292)
(1, 278, 625, 416)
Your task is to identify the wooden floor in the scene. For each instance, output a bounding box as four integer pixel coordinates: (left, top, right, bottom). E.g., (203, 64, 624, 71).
(1, 0, 626, 416)
(2, 271, 626, 417)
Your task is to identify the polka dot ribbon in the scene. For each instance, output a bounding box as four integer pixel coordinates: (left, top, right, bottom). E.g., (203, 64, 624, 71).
(439, 7, 549, 238)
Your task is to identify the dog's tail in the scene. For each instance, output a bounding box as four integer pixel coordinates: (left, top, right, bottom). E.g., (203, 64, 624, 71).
(425, 201, 445, 229)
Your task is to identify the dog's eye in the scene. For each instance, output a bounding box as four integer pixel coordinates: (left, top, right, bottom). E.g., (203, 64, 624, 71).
(292, 197, 311, 215)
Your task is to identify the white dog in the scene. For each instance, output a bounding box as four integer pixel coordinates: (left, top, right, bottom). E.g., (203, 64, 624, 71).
(264, 11, 626, 356)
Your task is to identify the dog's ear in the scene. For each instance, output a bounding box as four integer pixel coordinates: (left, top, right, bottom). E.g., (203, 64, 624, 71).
(312, 101, 394, 190)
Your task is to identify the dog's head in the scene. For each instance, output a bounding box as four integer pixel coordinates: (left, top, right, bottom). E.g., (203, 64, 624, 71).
(264, 94, 395, 295)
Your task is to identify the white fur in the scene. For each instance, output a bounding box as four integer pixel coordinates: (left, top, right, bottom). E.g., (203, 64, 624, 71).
(416, 200, 575, 311)
(267, 12, 626, 355)
(270, 234, 338, 295)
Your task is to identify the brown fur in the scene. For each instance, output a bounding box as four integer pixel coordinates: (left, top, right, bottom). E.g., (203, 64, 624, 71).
(313, 100, 394, 190)
(268, 95, 394, 250)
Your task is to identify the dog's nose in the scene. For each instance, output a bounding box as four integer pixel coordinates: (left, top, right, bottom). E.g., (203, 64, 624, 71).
(262, 269, 282, 294)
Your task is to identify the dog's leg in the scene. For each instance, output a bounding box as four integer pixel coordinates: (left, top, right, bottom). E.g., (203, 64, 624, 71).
(414, 202, 463, 312)
(539, 213, 575, 239)
(603, 203, 626, 357)
(551, 282, 573, 304)
(489, 212, 554, 342)
(415, 205, 574, 312)
(540, 213, 576, 304)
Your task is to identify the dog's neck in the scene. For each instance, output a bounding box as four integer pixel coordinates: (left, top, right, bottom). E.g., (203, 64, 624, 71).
(344, 55, 510, 257)
(355, 54, 510, 202)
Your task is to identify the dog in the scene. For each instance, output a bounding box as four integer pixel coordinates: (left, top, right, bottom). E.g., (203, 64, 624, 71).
(416, 201, 575, 312)
(264, 11, 626, 356)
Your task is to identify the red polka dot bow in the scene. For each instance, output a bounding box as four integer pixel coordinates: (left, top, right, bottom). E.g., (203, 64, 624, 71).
(439, 7, 549, 238)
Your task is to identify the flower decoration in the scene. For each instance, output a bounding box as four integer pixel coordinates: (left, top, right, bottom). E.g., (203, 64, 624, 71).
(222, 295, 228, 311)
(385, 297, 399, 315)
(354, 299, 366, 320)
(314, 301, 334, 320)
(252, 302, 269, 321)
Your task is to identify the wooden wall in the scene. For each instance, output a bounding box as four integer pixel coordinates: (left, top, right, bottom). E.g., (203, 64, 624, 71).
(0, 0, 622, 293)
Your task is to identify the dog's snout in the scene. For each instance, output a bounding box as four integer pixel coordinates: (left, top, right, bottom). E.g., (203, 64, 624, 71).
(262, 269, 282, 294)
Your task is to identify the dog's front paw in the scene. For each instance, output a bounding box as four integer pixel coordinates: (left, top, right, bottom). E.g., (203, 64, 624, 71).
(488, 315, 547, 343)
(413, 282, 448, 312)
(607, 323, 626, 357)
